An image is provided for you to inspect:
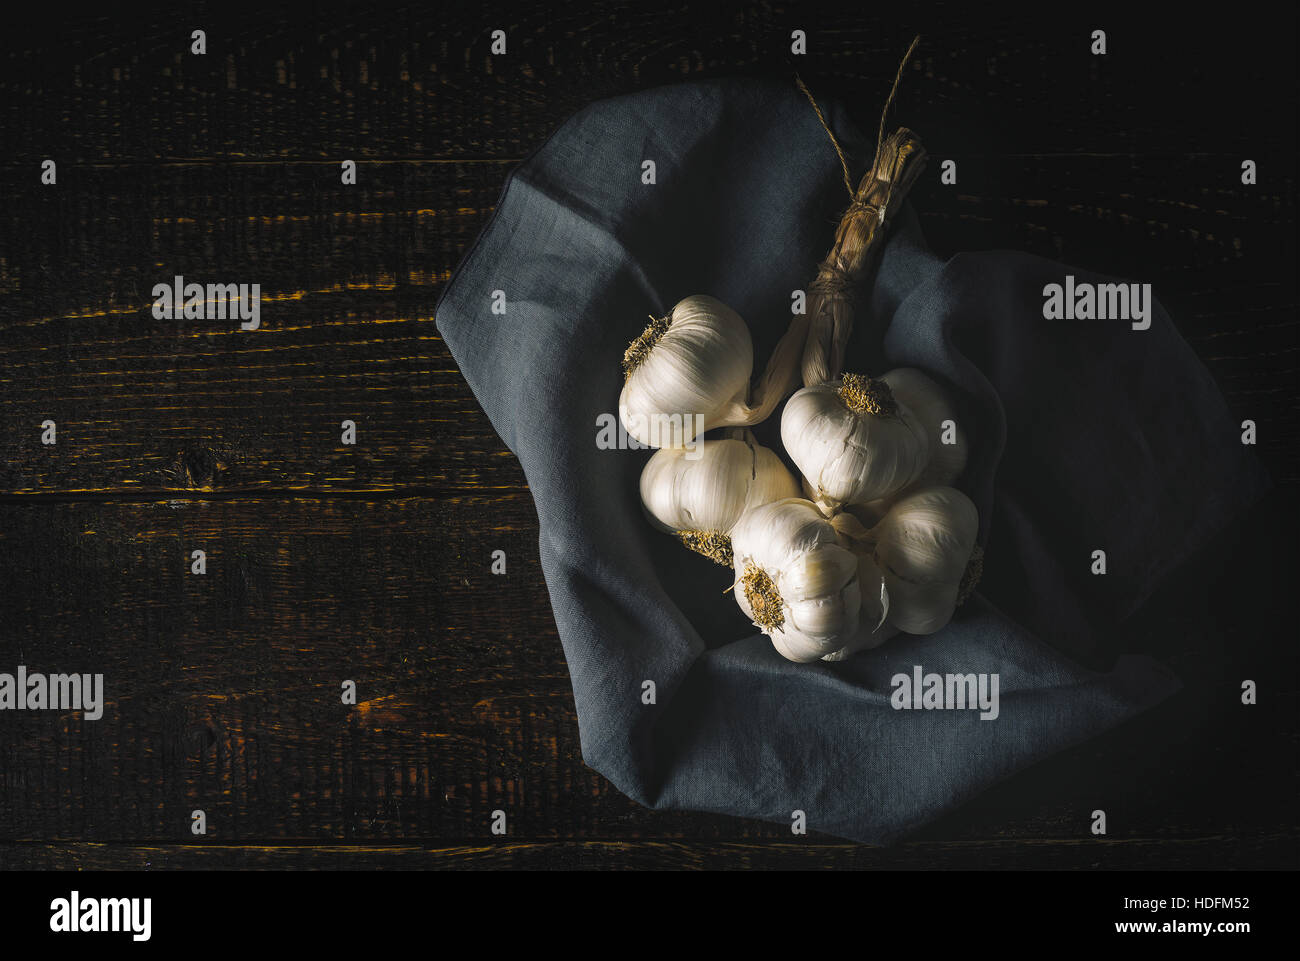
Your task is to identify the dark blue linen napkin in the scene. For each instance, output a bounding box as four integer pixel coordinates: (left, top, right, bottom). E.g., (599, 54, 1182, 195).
(434, 78, 1267, 842)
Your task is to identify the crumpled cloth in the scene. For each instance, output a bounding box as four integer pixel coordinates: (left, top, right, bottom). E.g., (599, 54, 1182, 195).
(434, 78, 1269, 842)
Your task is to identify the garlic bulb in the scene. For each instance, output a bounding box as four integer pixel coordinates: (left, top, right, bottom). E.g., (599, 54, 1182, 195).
(812, 371, 969, 524)
(880, 368, 968, 488)
(781, 372, 929, 516)
(619, 294, 810, 449)
(639, 430, 800, 565)
(730, 497, 878, 662)
(870, 486, 979, 635)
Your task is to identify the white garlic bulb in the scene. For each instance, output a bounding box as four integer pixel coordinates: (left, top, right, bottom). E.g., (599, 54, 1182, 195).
(844, 369, 969, 524)
(781, 372, 930, 516)
(639, 430, 800, 565)
(729, 497, 870, 662)
(880, 368, 969, 488)
(870, 486, 979, 635)
(619, 294, 810, 449)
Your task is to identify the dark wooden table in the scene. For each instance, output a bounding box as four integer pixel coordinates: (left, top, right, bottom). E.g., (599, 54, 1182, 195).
(1, 3, 1295, 869)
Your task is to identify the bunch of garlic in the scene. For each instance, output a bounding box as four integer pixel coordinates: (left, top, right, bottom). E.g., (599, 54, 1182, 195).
(619, 295, 809, 449)
(622, 292, 982, 663)
(639, 430, 800, 566)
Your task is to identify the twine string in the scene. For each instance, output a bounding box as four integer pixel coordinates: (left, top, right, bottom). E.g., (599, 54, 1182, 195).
(809, 259, 855, 297)
(796, 35, 922, 204)
(795, 74, 855, 199)
(876, 35, 921, 164)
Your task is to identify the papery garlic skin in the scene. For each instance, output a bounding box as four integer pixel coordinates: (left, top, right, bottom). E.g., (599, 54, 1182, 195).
(781, 374, 930, 515)
(871, 486, 978, 635)
(640, 433, 799, 536)
(729, 498, 863, 662)
(880, 368, 969, 488)
(619, 295, 753, 449)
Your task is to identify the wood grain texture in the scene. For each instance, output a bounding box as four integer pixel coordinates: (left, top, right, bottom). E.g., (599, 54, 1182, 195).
(0, 496, 1294, 862)
(0, 1, 1295, 869)
(2, 835, 1292, 870)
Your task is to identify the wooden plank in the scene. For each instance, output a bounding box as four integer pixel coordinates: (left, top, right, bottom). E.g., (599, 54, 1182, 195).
(0, 496, 1294, 850)
(0, 166, 522, 495)
(1, 11, 1294, 498)
(0, 161, 1292, 495)
(0, 494, 577, 842)
(2, 835, 1295, 870)
(2, 7, 1291, 161)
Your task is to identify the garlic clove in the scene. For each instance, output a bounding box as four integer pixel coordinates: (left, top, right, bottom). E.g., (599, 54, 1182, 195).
(880, 578, 961, 635)
(820, 618, 901, 661)
(872, 486, 978, 586)
(820, 624, 900, 661)
(768, 579, 862, 663)
(771, 618, 850, 663)
(817, 548, 895, 661)
(781, 373, 930, 514)
(783, 542, 861, 601)
(732, 496, 841, 572)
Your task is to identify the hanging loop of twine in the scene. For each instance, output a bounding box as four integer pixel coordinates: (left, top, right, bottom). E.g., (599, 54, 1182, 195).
(795, 74, 855, 199)
(795, 37, 928, 388)
(797, 34, 922, 203)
